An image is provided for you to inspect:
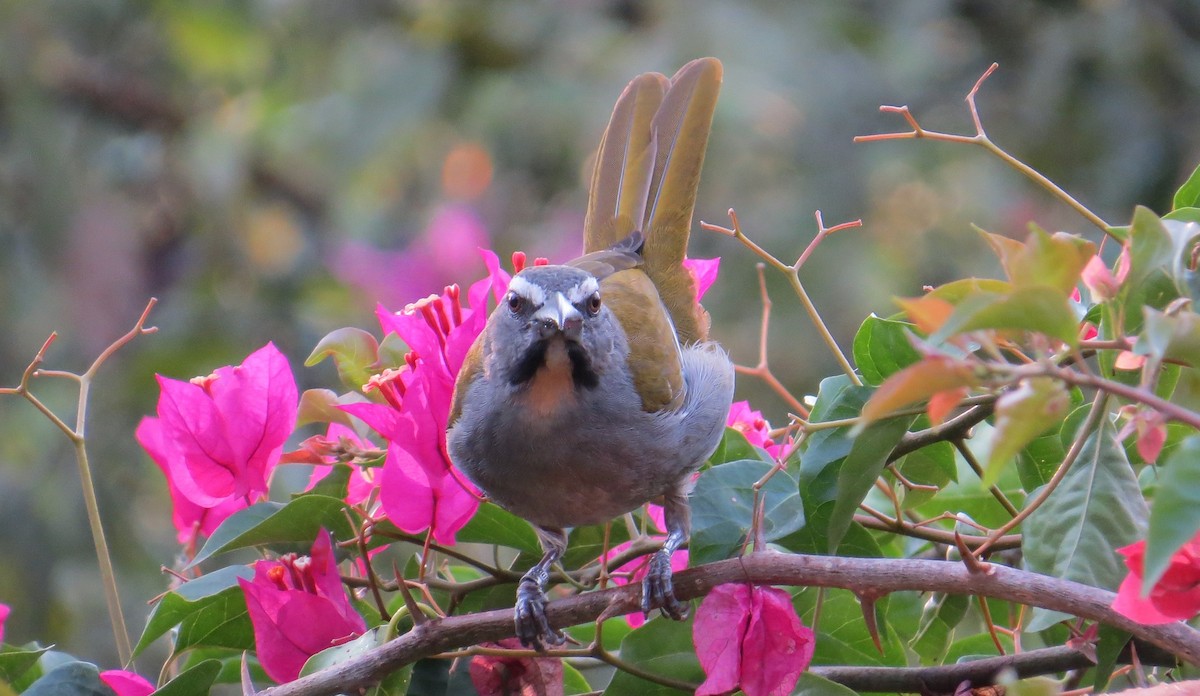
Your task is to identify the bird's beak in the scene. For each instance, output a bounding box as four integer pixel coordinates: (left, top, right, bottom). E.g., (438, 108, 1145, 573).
(533, 292, 583, 341)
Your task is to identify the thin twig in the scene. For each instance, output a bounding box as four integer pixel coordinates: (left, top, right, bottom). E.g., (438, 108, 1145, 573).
(853, 513, 1021, 551)
(0, 298, 158, 666)
(731, 263, 809, 416)
(703, 208, 862, 386)
(953, 439, 1020, 517)
(854, 63, 1113, 238)
(974, 391, 1109, 558)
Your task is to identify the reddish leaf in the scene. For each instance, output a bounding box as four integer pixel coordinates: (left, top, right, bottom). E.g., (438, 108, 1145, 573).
(927, 387, 968, 426)
(896, 295, 956, 336)
(1009, 227, 1096, 295)
(1081, 248, 1130, 302)
(860, 356, 979, 425)
(1115, 350, 1147, 370)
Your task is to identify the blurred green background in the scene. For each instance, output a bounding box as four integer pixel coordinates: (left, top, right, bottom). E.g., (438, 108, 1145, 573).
(1, 0, 1198, 671)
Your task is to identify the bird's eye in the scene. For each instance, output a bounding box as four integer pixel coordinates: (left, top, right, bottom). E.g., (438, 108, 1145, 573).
(586, 292, 602, 315)
(507, 293, 524, 313)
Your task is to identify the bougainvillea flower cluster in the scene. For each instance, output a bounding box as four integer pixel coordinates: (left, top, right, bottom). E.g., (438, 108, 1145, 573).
(137, 343, 297, 546)
(1113, 534, 1200, 625)
(238, 529, 367, 683)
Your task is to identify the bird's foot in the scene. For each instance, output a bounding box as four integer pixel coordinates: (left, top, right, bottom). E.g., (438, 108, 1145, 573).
(641, 549, 689, 621)
(515, 577, 566, 651)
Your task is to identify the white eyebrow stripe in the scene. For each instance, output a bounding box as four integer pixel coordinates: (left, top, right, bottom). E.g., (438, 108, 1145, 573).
(508, 275, 546, 307)
(566, 276, 599, 304)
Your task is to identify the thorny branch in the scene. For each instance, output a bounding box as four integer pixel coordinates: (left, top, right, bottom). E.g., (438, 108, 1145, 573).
(259, 552, 1200, 696)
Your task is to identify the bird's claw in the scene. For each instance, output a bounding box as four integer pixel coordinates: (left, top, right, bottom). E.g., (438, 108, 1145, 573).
(641, 550, 689, 621)
(515, 578, 566, 651)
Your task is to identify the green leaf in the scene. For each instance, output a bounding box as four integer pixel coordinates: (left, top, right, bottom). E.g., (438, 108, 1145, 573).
(1140, 306, 1200, 367)
(1017, 430, 1066, 492)
(828, 412, 916, 551)
(793, 672, 860, 696)
(926, 277, 1014, 304)
(984, 378, 1070, 486)
(795, 589, 906, 667)
(983, 225, 1095, 294)
(896, 440, 957, 510)
(455, 503, 542, 555)
(1143, 434, 1200, 591)
(802, 376, 870, 486)
(175, 590, 254, 654)
(690, 460, 805, 565)
(1126, 206, 1178, 292)
(298, 463, 352, 501)
(603, 616, 703, 696)
(24, 662, 110, 696)
(306, 327, 380, 391)
(944, 631, 1015, 664)
(151, 659, 221, 696)
(0, 646, 49, 688)
(708, 427, 769, 466)
(301, 627, 412, 695)
(296, 388, 357, 428)
(190, 496, 356, 567)
(779, 500, 882, 558)
(176, 648, 267, 686)
(1093, 625, 1131, 691)
(910, 593, 969, 665)
(1023, 417, 1148, 631)
(134, 565, 255, 655)
(852, 315, 922, 387)
(932, 286, 1080, 346)
(562, 662, 592, 695)
(562, 522, 631, 569)
(1121, 207, 1200, 323)
(798, 378, 917, 552)
(1174, 160, 1200, 210)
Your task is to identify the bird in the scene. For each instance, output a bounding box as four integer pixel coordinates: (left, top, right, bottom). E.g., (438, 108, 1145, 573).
(446, 57, 734, 651)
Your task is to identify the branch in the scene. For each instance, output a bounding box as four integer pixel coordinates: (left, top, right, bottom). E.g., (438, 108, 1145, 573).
(854, 63, 1114, 238)
(853, 513, 1021, 552)
(732, 263, 810, 417)
(703, 209, 863, 387)
(256, 553, 1200, 696)
(809, 642, 1177, 694)
(0, 298, 158, 666)
(888, 401, 995, 460)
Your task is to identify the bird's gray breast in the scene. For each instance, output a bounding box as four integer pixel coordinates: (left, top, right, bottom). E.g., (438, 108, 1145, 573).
(447, 370, 685, 528)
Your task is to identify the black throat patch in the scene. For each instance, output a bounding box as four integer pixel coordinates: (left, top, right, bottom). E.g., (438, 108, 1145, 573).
(507, 340, 599, 390)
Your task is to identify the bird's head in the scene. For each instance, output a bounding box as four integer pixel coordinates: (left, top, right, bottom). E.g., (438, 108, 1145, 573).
(486, 265, 623, 390)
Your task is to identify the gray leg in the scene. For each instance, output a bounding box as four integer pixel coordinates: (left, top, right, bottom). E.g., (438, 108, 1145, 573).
(516, 526, 568, 650)
(642, 488, 690, 620)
